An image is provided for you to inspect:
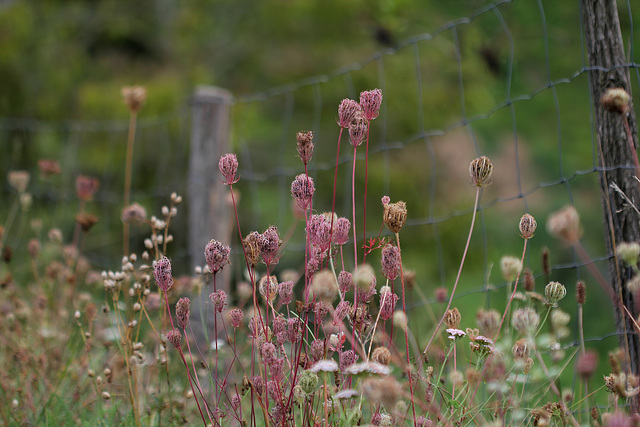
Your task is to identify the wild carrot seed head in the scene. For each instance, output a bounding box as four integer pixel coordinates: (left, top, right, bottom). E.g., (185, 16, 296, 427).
(229, 308, 243, 328)
(512, 307, 540, 335)
(383, 200, 407, 234)
(501, 255, 523, 282)
(121, 203, 147, 225)
(380, 244, 401, 281)
(153, 256, 173, 292)
(545, 281, 566, 306)
(444, 307, 461, 329)
(469, 156, 493, 187)
(209, 289, 227, 312)
(338, 270, 353, 293)
(259, 225, 281, 265)
(278, 280, 294, 305)
(290, 174, 315, 210)
(337, 98, 361, 128)
(519, 213, 537, 239)
(546, 205, 582, 243)
(242, 231, 261, 267)
(349, 113, 368, 147)
(204, 239, 231, 274)
(218, 153, 239, 185)
(76, 175, 100, 201)
(121, 86, 146, 113)
(296, 130, 314, 166)
(166, 329, 182, 349)
(175, 297, 191, 329)
(332, 217, 351, 246)
(359, 88, 383, 121)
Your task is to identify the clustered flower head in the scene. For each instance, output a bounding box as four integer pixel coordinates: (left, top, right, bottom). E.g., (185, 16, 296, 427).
(122, 86, 147, 113)
(500, 255, 523, 282)
(383, 200, 407, 233)
(349, 113, 368, 147)
(278, 281, 294, 305)
(259, 225, 281, 265)
(519, 213, 537, 239)
(545, 281, 566, 306)
(469, 156, 493, 187)
(444, 307, 461, 329)
(175, 297, 191, 329)
(332, 217, 351, 246)
(546, 205, 582, 243)
(153, 256, 174, 292)
(296, 130, 314, 166)
(337, 98, 361, 128)
(242, 231, 261, 267)
(512, 307, 540, 335)
(218, 153, 239, 185)
(378, 286, 399, 320)
(290, 174, 315, 210)
(380, 244, 401, 281)
(204, 239, 231, 274)
(121, 203, 147, 225)
(76, 175, 100, 201)
(209, 289, 227, 312)
(359, 89, 383, 121)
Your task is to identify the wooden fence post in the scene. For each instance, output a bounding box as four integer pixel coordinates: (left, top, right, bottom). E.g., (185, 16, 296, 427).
(189, 86, 233, 339)
(582, 0, 640, 382)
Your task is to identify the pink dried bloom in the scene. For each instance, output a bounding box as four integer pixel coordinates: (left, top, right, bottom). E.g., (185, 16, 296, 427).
(349, 114, 368, 147)
(273, 315, 288, 336)
(338, 271, 353, 293)
(259, 275, 278, 301)
(121, 203, 147, 225)
(270, 357, 284, 379)
(381, 244, 401, 281)
(314, 301, 330, 324)
(357, 282, 377, 304)
(379, 286, 399, 320)
(38, 159, 61, 178)
(27, 239, 40, 258)
(296, 131, 314, 166)
(339, 350, 358, 371)
(204, 239, 231, 274)
(333, 301, 351, 323)
(229, 308, 243, 328)
(231, 394, 241, 411)
(259, 225, 281, 265)
(337, 98, 361, 128)
(175, 297, 191, 329)
(307, 214, 332, 251)
(252, 376, 263, 395)
(359, 88, 382, 120)
(290, 174, 315, 210)
(288, 318, 303, 343)
(153, 256, 174, 292)
(167, 329, 182, 349)
(310, 339, 325, 362)
(261, 342, 277, 365)
(209, 289, 227, 312)
(218, 153, 238, 185)
(332, 217, 351, 246)
(381, 195, 390, 205)
(278, 281, 294, 305)
(76, 175, 100, 201)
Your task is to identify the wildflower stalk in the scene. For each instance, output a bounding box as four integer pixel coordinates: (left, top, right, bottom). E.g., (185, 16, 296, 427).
(351, 145, 359, 271)
(423, 186, 481, 357)
(362, 123, 371, 264)
(329, 127, 344, 255)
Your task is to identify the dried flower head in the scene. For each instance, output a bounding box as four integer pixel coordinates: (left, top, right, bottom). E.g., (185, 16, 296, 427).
(209, 289, 227, 312)
(383, 200, 407, 233)
(353, 264, 376, 290)
(121, 203, 147, 225)
(298, 370, 319, 394)
(76, 213, 99, 233)
(339, 349, 358, 371)
(626, 275, 640, 293)
(576, 280, 586, 304)
(349, 113, 368, 147)
(435, 287, 448, 303)
(333, 217, 351, 246)
(122, 86, 146, 113)
(547, 205, 582, 243)
(380, 244, 401, 281)
(469, 156, 493, 187)
(311, 270, 338, 303)
(242, 231, 261, 267)
(501, 255, 523, 282)
(76, 175, 100, 201)
(218, 153, 239, 185)
(259, 275, 279, 302)
(393, 310, 407, 331)
(601, 88, 631, 115)
(359, 88, 383, 121)
(476, 309, 500, 337)
(378, 286, 399, 320)
(8, 170, 30, 193)
(229, 308, 243, 328)
(444, 307, 461, 329)
(296, 130, 314, 166)
(372, 346, 392, 365)
(38, 159, 61, 178)
(204, 239, 231, 274)
(153, 256, 174, 292)
(519, 213, 537, 239)
(291, 174, 315, 210)
(176, 297, 191, 329)
(512, 307, 540, 335)
(577, 350, 598, 380)
(278, 281, 295, 305)
(167, 329, 182, 349)
(524, 268, 535, 292)
(545, 281, 566, 306)
(616, 242, 640, 266)
(337, 98, 361, 128)
(512, 338, 531, 360)
(259, 225, 281, 265)
(362, 377, 400, 410)
(338, 271, 353, 293)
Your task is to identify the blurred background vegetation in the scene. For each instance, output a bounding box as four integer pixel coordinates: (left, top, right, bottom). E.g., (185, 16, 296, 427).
(1, 0, 640, 387)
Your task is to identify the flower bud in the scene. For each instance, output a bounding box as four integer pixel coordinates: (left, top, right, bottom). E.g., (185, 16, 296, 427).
(545, 281, 566, 306)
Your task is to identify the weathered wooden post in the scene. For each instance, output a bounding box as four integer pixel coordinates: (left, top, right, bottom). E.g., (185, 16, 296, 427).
(189, 86, 233, 341)
(582, 0, 640, 383)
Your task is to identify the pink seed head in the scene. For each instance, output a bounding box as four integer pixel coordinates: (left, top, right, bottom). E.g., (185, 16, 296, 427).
(359, 88, 383, 120)
(278, 281, 295, 305)
(349, 114, 368, 147)
(175, 297, 191, 329)
(209, 289, 227, 313)
(332, 217, 351, 246)
(218, 153, 239, 185)
(337, 98, 361, 128)
(229, 308, 243, 328)
(204, 239, 231, 274)
(291, 174, 315, 210)
(296, 131, 314, 166)
(153, 256, 174, 292)
(167, 329, 182, 349)
(381, 244, 401, 281)
(338, 270, 353, 293)
(259, 225, 281, 265)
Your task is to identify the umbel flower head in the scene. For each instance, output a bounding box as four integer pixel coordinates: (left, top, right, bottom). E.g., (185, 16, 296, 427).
(153, 256, 174, 292)
(469, 156, 493, 187)
(122, 86, 146, 113)
(349, 113, 368, 147)
(337, 98, 361, 128)
(519, 213, 537, 239)
(359, 88, 383, 121)
(204, 239, 231, 274)
(296, 131, 314, 166)
(547, 205, 582, 243)
(545, 281, 566, 306)
(291, 174, 315, 210)
(175, 297, 191, 329)
(218, 153, 239, 185)
(383, 200, 407, 233)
